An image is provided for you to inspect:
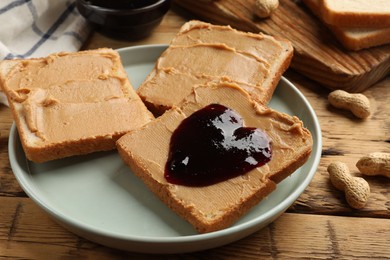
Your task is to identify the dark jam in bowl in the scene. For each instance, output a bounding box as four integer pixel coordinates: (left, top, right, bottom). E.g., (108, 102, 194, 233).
(76, 0, 171, 40)
(165, 104, 272, 187)
(86, 0, 161, 9)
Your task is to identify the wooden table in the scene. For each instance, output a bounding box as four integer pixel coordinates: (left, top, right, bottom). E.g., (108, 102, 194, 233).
(1, 6, 390, 259)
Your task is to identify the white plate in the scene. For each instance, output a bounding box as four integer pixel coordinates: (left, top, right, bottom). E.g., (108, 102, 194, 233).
(9, 44, 322, 254)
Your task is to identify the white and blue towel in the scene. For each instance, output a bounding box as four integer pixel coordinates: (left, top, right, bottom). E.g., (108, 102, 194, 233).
(0, 0, 91, 106)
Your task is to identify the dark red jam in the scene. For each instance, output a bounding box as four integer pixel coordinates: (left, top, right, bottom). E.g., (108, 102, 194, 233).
(165, 104, 272, 186)
(87, 0, 159, 9)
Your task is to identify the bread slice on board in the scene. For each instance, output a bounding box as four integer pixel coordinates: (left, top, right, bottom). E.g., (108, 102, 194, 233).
(329, 26, 390, 51)
(137, 20, 293, 116)
(0, 48, 154, 163)
(321, 0, 390, 28)
(117, 81, 313, 233)
(304, 0, 390, 50)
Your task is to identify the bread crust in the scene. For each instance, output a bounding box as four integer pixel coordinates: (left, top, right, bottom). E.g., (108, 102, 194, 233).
(137, 20, 293, 116)
(322, 0, 390, 28)
(330, 27, 390, 51)
(117, 143, 277, 233)
(303, 0, 390, 50)
(117, 83, 313, 233)
(0, 48, 154, 163)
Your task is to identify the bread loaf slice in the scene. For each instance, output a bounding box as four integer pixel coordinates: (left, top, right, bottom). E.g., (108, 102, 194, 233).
(330, 26, 390, 51)
(137, 20, 293, 116)
(321, 0, 390, 28)
(0, 48, 154, 162)
(117, 81, 313, 233)
(304, 0, 390, 50)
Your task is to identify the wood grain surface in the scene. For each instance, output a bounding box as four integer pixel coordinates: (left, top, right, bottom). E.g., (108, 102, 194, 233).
(175, 0, 390, 93)
(1, 6, 390, 259)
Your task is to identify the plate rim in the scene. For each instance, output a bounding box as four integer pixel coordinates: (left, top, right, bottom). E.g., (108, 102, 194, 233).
(8, 44, 322, 252)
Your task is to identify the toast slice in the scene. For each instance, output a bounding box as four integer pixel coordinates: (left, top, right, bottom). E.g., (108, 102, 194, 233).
(117, 81, 313, 233)
(304, 0, 390, 50)
(322, 0, 390, 28)
(0, 48, 154, 163)
(137, 20, 293, 116)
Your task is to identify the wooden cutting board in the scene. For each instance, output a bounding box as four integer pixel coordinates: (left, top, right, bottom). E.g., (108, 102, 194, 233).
(175, 0, 390, 92)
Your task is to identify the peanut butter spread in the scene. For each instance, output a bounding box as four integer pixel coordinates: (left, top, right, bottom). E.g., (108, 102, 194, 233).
(4, 49, 153, 148)
(172, 22, 284, 63)
(157, 44, 270, 86)
(138, 21, 291, 115)
(117, 82, 312, 230)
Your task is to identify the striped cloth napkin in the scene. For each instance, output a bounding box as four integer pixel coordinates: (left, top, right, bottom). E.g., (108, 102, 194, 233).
(0, 0, 91, 106)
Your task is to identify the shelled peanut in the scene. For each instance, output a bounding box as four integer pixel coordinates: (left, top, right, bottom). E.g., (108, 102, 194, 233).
(254, 0, 279, 18)
(356, 152, 390, 178)
(328, 90, 371, 119)
(327, 162, 370, 209)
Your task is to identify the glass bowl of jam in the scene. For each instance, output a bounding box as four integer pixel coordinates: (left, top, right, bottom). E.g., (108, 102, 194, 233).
(76, 0, 171, 40)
